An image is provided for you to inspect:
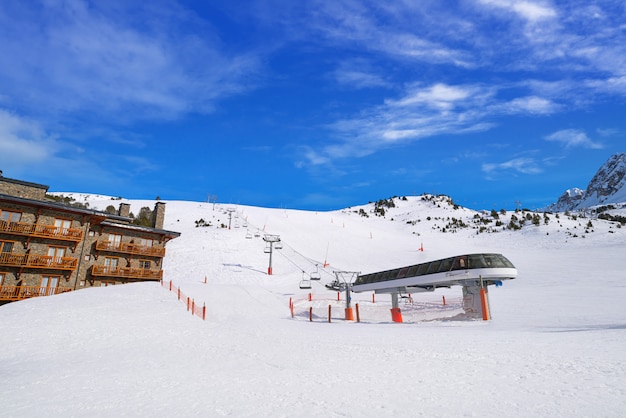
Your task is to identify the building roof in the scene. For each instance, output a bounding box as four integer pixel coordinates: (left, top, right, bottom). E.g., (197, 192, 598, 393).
(0, 193, 180, 238)
(100, 220, 181, 239)
(0, 175, 49, 191)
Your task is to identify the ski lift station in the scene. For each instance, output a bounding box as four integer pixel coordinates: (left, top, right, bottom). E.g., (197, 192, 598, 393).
(351, 253, 517, 322)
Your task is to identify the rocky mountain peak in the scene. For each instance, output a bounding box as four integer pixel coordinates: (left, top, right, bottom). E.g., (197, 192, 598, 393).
(544, 153, 626, 212)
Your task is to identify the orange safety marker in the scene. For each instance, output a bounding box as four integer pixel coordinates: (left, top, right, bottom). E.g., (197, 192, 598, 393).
(355, 303, 360, 323)
(345, 307, 354, 321)
(442, 295, 446, 305)
(328, 305, 332, 323)
(390, 308, 403, 323)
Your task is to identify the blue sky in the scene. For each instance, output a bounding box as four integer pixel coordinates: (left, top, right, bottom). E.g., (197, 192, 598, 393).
(1, 0, 625, 211)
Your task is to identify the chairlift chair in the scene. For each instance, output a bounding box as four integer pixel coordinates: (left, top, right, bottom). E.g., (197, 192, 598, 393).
(264, 245, 271, 253)
(299, 272, 312, 289)
(310, 265, 321, 281)
(274, 241, 283, 250)
(245, 230, 253, 239)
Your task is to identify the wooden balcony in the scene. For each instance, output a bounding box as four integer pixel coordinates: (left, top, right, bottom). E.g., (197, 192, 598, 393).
(91, 265, 163, 280)
(0, 219, 83, 242)
(0, 285, 72, 301)
(0, 253, 78, 270)
(95, 240, 166, 257)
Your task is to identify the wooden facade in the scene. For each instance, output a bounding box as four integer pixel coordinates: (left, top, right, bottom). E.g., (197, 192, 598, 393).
(0, 174, 180, 304)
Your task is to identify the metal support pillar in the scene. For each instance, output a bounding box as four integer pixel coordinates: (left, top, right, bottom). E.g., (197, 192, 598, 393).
(462, 277, 490, 320)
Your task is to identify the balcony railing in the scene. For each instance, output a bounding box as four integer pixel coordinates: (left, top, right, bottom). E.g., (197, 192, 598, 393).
(0, 220, 83, 242)
(91, 265, 163, 280)
(95, 240, 166, 257)
(0, 285, 72, 301)
(0, 253, 78, 270)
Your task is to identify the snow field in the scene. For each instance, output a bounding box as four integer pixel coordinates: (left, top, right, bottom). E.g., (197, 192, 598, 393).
(1, 195, 626, 416)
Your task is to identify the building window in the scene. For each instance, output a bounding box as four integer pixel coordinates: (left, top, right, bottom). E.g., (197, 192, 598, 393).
(139, 238, 153, 248)
(40, 275, 60, 296)
(139, 260, 151, 270)
(0, 210, 21, 223)
(104, 257, 119, 272)
(108, 234, 122, 249)
(47, 246, 66, 265)
(84, 255, 91, 261)
(100, 280, 116, 287)
(88, 230, 95, 237)
(0, 272, 4, 286)
(54, 218, 71, 235)
(0, 240, 13, 253)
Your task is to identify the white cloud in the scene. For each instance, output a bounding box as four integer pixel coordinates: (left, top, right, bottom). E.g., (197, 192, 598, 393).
(477, 0, 557, 22)
(388, 84, 475, 110)
(503, 96, 558, 114)
(544, 129, 603, 149)
(0, 1, 261, 121)
(0, 110, 52, 167)
(482, 157, 542, 175)
(333, 69, 389, 89)
(307, 2, 473, 67)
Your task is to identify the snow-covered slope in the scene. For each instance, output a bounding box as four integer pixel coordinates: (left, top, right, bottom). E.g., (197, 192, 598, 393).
(1, 195, 626, 417)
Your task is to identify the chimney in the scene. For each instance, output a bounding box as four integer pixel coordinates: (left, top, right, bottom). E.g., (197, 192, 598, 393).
(118, 203, 131, 218)
(152, 202, 166, 229)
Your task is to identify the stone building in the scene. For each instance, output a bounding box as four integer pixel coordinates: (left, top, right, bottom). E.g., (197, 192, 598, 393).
(0, 172, 180, 304)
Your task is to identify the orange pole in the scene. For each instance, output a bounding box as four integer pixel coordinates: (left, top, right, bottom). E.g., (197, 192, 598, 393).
(309, 307, 313, 322)
(442, 295, 446, 305)
(337, 292, 340, 301)
(328, 305, 332, 323)
(202, 304, 206, 320)
(356, 303, 360, 323)
(187, 297, 190, 311)
(308, 292, 312, 301)
(480, 288, 490, 320)
(169, 281, 172, 291)
(178, 288, 181, 300)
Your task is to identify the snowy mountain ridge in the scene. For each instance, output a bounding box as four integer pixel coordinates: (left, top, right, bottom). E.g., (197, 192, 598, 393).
(544, 153, 626, 212)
